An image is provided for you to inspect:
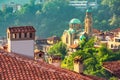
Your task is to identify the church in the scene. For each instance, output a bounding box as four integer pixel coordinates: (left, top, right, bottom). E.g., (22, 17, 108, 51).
(62, 9, 93, 48)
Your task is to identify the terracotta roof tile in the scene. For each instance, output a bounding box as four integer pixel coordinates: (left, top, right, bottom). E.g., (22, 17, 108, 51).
(93, 28, 100, 34)
(103, 61, 120, 78)
(0, 50, 105, 80)
(8, 26, 36, 33)
(69, 44, 79, 49)
(47, 36, 60, 41)
(110, 27, 120, 33)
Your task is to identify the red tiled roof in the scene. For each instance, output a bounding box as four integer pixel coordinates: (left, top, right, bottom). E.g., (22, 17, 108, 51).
(69, 44, 79, 49)
(93, 28, 100, 34)
(8, 26, 36, 33)
(47, 36, 60, 41)
(103, 61, 120, 78)
(0, 51, 105, 80)
(110, 27, 120, 33)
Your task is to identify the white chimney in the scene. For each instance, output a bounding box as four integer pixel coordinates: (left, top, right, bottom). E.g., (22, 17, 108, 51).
(7, 26, 36, 58)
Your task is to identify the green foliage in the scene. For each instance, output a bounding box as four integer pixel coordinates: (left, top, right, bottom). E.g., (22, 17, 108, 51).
(101, 0, 120, 27)
(109, 76, 118, 80)
(48, 41, 67, 59)
(0, 0, 120, 37)
(61, 55, 74, 70)
(61, 38, 120, 78)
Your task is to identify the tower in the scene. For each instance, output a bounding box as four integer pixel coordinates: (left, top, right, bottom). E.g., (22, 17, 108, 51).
(84, 9, 93, 37)
(7, 26, 36, 58)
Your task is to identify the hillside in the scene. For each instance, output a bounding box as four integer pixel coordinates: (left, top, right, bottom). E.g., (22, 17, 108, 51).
(0, 0, 30, 4)
(0, 0, 119, 38)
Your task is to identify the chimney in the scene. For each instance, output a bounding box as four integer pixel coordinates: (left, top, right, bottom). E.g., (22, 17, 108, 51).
(48, 55, 61, 67)
(34, 49, 45, 61)
(74, 56, 83, 73)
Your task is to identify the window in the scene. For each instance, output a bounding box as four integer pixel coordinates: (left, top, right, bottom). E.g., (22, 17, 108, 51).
(111, 44, 113, 48)
(15, 34, 17, 38)
(30, 33, 32, 38)
(119, 45, 120, 49)
(19, 33, 21, 38)
(115, 39, 120, 42)
(8, 33, 9, 39)
(24, 33, 27, 38)
(66, 35, 68, 43)
(39, 54, 42, 57)
(13, 33, 16, 39)
(118, 39, 120, 42)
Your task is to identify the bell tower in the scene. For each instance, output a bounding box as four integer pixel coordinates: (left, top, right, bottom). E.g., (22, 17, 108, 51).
(84, 9, 93, 37)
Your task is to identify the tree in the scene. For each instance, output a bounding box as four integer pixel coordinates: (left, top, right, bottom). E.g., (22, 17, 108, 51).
(102, 0, 120, 27)
(48, 41, 67, 59)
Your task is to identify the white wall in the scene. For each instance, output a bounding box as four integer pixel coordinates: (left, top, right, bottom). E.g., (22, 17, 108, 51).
(8, 40, 34, 57)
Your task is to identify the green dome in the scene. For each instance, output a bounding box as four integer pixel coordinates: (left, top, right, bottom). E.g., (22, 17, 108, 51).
(69, 18, 81, 24)
(67, 28, 76, 34)
(86, 9, 92, 13)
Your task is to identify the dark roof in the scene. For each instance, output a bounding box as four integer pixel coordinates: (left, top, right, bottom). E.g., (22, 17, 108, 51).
(92, 28, 100, 34)
(8, 26, 36, 33)
(103, 61, 120, 78)
(110, 27, 120, 33)
(47, 36, 60, 41)
(0, 50, 105, 80)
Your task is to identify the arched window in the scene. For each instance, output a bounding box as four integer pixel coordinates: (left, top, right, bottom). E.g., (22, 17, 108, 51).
(8, 33, 9, 39)
(66, 35, 68, 43)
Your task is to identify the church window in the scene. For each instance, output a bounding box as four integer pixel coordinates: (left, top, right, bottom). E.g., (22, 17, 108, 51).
(8, 33, 9, 39)
(66, 35, 68, 43)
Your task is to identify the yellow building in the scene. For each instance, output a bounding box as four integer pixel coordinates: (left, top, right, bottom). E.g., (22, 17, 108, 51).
(62, 18, 81, 47)
(108, 32, 120, 50)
